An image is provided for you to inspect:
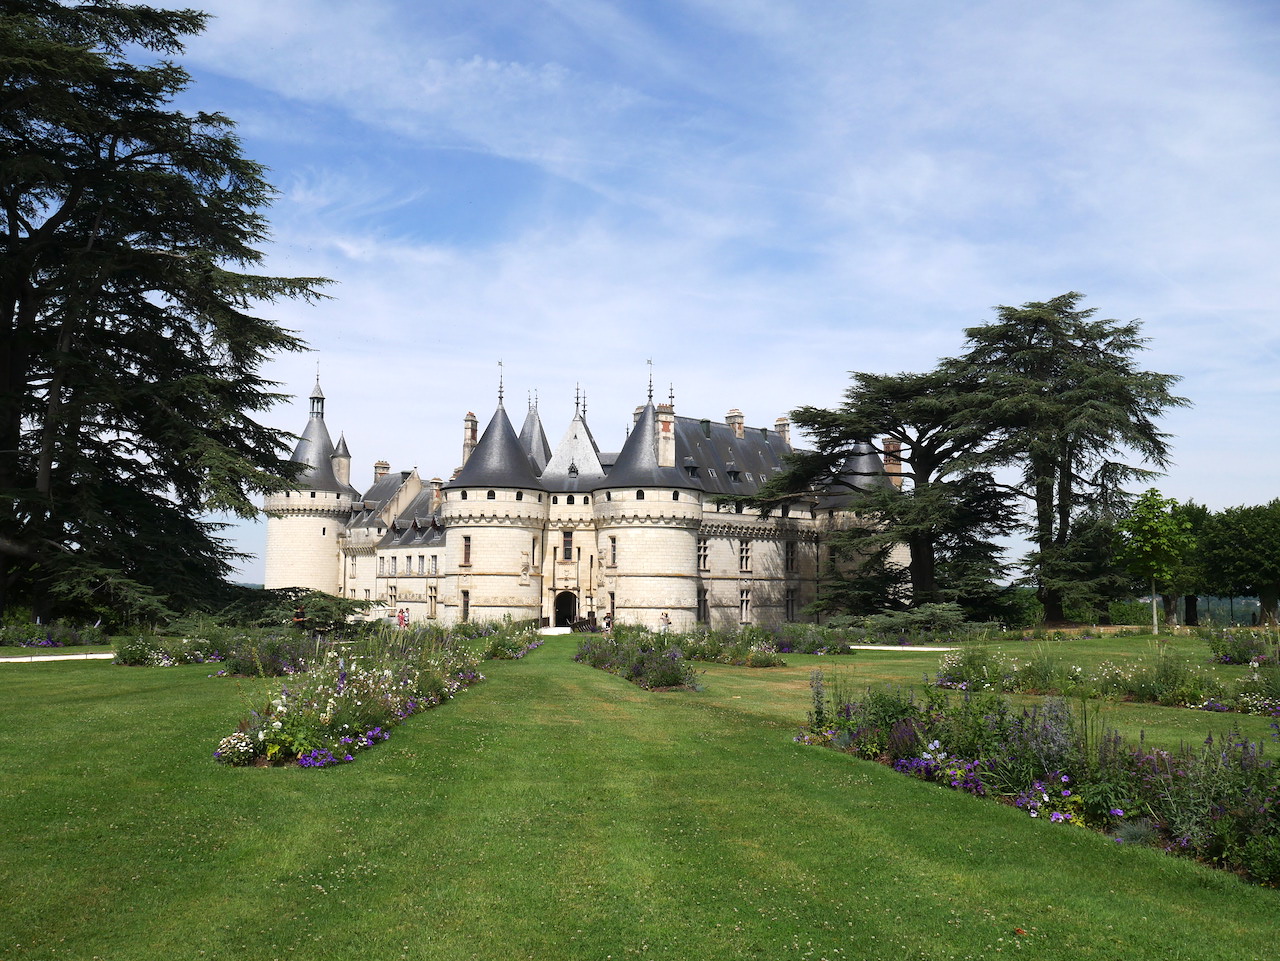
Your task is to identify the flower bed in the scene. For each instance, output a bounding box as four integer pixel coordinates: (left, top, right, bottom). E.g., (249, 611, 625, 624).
(799, 672, 1280, 885)
(214, 642, 484, 768)
(931, 643, 1280, 717)
(575, 631, 700, 690)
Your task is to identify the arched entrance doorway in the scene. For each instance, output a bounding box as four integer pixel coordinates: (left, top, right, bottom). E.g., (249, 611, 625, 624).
(554, 591, 578, 627)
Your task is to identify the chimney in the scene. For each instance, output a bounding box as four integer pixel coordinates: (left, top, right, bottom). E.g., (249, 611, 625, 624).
(882, 439, 903, 489)
(656, 403, 676, 468)
(774, 416, 791, 449)
(462, 411, 478, 466)
(726, 408, 745, 440)
(373, 460, 390, 482)
(429, 477, 443, 512)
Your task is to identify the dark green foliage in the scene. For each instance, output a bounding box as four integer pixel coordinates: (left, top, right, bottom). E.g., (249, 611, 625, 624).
(755, 367, 1016, 618)
(1201, 501, 1280, 624)
(0, 1, 327, 623)
(958, 293, 1188, 622)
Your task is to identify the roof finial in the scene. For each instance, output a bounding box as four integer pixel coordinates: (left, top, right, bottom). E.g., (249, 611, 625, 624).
(497, 359, 504, 407)
(581, 389, 588, 418)
(668, 383, 675, 406)
(574, 382, 581, 415)
(646, 358, 654, 403)
(527, 390, 533, 412)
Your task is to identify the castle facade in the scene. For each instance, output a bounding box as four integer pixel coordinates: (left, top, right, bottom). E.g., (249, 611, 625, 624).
(263, 381, 892, 631)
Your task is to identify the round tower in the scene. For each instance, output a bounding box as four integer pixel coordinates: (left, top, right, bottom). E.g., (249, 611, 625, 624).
(439, 401, 548, 624)
(594, 401, 702, 631)
(263, 379, 360, 593)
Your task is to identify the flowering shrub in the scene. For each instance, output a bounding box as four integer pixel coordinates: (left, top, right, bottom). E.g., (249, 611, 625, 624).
(1198, 627, 1279, 665)
(214, 638, 484, 768)
(482, 629, 544, 660)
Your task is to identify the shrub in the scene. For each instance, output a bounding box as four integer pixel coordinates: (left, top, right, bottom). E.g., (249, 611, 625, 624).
(574, 633, 700, 691)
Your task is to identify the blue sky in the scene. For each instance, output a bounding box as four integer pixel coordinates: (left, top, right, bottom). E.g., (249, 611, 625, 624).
(168, 1, 1280, 582)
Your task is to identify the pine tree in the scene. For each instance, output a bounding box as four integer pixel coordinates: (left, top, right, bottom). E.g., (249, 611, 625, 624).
(0, 1, 327, 622)
(958, 293, 1188, 623)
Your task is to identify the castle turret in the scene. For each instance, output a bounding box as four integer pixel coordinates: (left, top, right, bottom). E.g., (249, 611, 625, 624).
(595, 401, 702, 631)
(440, 401, 548, 624)
(263, 379, 359, 593)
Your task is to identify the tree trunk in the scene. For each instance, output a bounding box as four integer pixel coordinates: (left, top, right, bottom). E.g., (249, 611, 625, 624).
(1160, 593, 1179, 628)
(1183, 594, 1199, 627)
(1260, 585, 1279, 627)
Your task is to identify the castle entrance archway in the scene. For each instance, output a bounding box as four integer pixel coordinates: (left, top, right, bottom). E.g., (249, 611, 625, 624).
(554, 591, 578, 627)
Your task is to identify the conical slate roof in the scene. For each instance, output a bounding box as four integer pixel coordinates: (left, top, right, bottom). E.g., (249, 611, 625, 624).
(445, 404, 546, 490)
(541, 408, 606, 492)
(289, 387, 358, 496)
(819, 440, 892, 507)
(518, 405, 553, 472)
(601, 403, 702, 490)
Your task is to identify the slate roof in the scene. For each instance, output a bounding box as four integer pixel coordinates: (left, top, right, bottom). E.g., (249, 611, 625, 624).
(600, 403, 703, 491)
(346, 470, 414, 529)
(518, 405, 553, 472)
(818, 441, 893, 507)
(444, 404, 546, 491)
(540, 409, 606, 493)
(288, 407, 359, 496)
(380, 490, 445, 549)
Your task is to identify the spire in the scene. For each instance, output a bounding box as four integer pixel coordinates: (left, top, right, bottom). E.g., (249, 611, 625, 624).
(309, 376, 325, 419)
(497, 359, 504, 407)
(646, 358, 654, 403)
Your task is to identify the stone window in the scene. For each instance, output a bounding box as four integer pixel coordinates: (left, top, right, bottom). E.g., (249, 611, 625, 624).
(562, 530, 573, 558)
(636, 490, 645, 500)
(697, 538, 709, 572)
(462, 536, 472, 566)
(487, 490, 496, 500)
(785, 588, 797, 623)
(739, 589, 751, 623)
(785, 540, 797, 573)
(739, 539, 751, 573)
(609, 536, 617, 567)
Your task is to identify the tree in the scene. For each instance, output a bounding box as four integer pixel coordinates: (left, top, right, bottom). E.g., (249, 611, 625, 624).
(753, 367, 1017, 618)
(958, 293, 1188, 623)
(1115, 488, 1195, 634)
(1201, 501, 1280, 626)
(0, 2, 326, 621)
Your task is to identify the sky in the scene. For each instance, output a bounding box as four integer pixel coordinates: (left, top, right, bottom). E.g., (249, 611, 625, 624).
(161, 0, 1280, 583)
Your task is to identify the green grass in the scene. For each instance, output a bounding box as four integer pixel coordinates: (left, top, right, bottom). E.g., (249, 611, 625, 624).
(1, 636, 1276, 961)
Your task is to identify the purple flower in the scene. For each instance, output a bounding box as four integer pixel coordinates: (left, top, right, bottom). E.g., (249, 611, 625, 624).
(1110, 808, 1125, 817)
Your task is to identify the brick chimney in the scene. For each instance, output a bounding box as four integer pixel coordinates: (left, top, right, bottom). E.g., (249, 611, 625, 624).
(461, 411, 478, 466)
(373, 460, 390, 482)
(774, 416, 791, 449)
(726, 408, 745, 439)
(882, 439, 903, 489)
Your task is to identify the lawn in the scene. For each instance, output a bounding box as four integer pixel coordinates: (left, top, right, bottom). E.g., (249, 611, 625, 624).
(0, 634, 1275, 961)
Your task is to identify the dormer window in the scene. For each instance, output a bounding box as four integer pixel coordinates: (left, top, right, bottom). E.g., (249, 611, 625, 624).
(568, 462, 579, 478)
(728, 470, 741, 483)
